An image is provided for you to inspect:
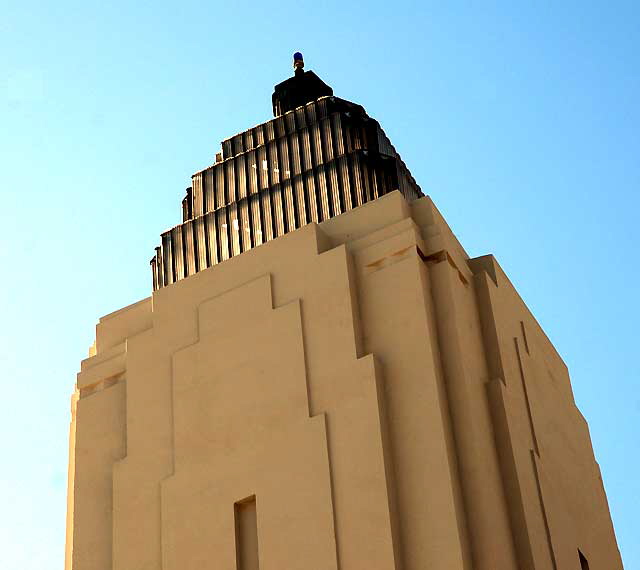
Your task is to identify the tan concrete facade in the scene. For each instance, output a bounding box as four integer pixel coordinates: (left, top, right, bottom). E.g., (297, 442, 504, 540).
(66, 191, 622, 570)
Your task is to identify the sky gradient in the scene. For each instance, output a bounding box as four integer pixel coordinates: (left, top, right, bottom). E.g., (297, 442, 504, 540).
(1, 0, 638, 567)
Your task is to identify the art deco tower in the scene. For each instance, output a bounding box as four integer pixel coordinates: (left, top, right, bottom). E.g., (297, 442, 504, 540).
(66, 54, 623, 570)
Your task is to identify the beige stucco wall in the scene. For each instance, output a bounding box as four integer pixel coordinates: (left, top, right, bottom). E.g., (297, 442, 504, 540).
(66, 191, 622, 570)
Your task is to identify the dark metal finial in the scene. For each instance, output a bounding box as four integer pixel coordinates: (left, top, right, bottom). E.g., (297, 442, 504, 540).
(293, 52, 304, 74)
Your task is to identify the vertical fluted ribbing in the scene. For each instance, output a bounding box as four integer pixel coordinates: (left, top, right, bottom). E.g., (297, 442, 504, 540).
(151, 96, 422, 290)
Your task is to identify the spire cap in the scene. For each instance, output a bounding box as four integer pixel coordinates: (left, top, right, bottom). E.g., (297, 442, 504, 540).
(272, 52, 333, 116)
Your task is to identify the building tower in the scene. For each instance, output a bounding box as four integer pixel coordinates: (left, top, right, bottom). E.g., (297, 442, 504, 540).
(66, 55, 623, 570)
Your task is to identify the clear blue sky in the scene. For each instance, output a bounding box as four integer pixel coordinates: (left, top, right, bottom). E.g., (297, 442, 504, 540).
(1, 0, 638, 567)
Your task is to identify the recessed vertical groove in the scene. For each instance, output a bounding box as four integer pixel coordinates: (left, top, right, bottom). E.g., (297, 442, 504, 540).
(305, 105, 324, 222)
(520, 321, 530, 354)
(180, 224, 189, 277)
(292, 113, 306, 223)
(191, 220, 199, 273)
(224, 207, 232, 260)
(286, 133, 300, 228)
(515, 337, 539, 456)
(244, 150, 256, 249)
(212, 212, 221, 264)
(331, 117, 347, 214)
(316, 115, 333, 218)
(202, 213, 211, 268)
(531, 451, 559, 570)
(235, 496, 259, 570)
(169, 232, 176, 284)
